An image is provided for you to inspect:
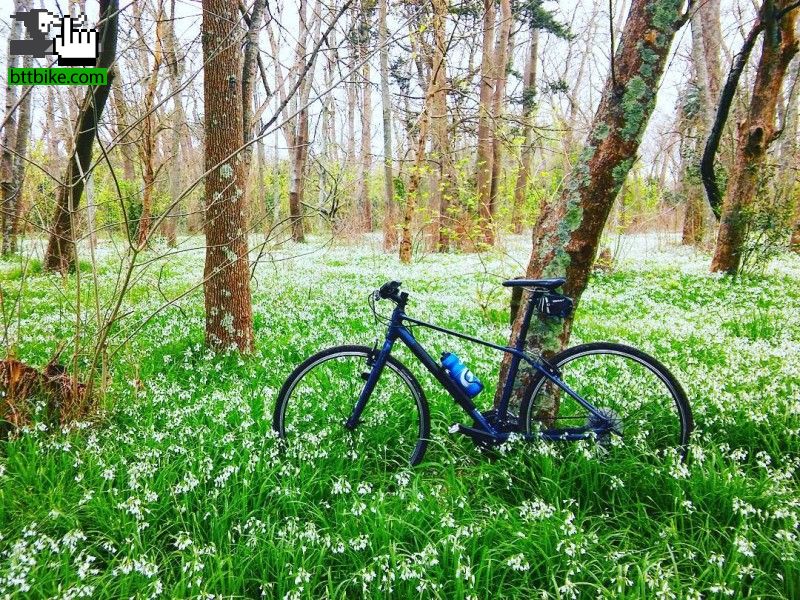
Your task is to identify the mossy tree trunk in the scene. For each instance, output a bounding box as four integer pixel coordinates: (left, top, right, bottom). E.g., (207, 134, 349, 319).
(201, 0, 254, 352)
(494, 0, 688, 412)
(711, 0, 799, 275)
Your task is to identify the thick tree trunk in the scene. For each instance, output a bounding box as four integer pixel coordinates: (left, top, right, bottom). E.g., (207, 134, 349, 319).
(475, 0, 497, 246)
(512, 28, 539, 235)
(494, 0, 688, 411)
(711, 1, 798, 274)
(430, 0, 452, 252)
(379, 0, 397, 250)
(201, 0, 254, 352)
(44, 0, 119, 272)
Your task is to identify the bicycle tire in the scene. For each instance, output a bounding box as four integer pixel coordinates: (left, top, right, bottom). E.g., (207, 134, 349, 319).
(520, 342, 693, 460)
(273, 344, 431, 466)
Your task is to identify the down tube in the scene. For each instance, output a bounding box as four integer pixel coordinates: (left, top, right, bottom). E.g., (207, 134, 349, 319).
(396, 327, 496, 433)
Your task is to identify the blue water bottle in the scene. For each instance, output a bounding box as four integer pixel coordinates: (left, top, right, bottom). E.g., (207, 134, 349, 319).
(441, 352, 484, 398)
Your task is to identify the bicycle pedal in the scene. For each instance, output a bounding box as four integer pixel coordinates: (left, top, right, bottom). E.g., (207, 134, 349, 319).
(448, 423, 461, 434)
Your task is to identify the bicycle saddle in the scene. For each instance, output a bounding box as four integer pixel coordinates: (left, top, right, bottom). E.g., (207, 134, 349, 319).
(502, 278, 565, 290)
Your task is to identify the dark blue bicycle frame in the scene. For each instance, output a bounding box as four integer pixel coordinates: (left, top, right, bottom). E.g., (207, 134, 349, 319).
(345, 291, 613, 443)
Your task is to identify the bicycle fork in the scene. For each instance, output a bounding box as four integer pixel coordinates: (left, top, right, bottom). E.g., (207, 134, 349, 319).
(344, 338, 393, 430)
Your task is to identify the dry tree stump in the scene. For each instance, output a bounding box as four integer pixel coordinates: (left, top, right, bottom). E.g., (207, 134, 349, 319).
(0, 355, 88, 438)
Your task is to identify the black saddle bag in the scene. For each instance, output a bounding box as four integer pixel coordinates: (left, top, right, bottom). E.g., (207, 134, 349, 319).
(536, 292, 574, 318)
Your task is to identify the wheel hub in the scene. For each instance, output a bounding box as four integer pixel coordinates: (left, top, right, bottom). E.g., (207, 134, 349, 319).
(586, 408, 623, 437)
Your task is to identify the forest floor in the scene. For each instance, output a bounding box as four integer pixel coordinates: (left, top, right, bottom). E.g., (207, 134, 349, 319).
(0, 233, 799, 598)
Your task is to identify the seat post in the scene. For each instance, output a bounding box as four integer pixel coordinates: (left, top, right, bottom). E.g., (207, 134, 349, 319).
(513, 289, 539, 351)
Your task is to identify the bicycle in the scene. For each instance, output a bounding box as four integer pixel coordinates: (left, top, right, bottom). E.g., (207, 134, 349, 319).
(273, 279, 693, 466)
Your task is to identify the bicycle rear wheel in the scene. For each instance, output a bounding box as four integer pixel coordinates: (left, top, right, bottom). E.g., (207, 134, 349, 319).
(521, 342, 692, 459)
(273, 345, 431, 467)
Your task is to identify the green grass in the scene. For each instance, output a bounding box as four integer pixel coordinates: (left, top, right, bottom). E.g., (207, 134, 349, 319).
(0, 236, 799, 598)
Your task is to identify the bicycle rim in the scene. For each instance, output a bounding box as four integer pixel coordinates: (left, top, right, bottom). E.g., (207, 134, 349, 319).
(525, 343, 691, 459)
(275, 348, 429, 467)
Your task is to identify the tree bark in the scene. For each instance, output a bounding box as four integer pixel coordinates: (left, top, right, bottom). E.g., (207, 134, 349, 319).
(163, 0, 185, 247)
(137, 1, 165, 247)
(379, 0, 397, 250)
(1, 3, 22, 253)
(487, 0, 512, 230)
(201, 0, 254, 352)
(475, 0, 497, 246)
(44, 0, 119, 272)
(681, 6, 716, 246)
(430, 0, 453, 252)
(356, 3, 374, 232)
(110, 65, 136, 182)
(2, 53, 32, 256)
(512, 28, 539, 235)
(1, 0, 31, 256)
(399, 64, 435, 264)
(494, 0, 688, 411)
(711, 1, 799, 274)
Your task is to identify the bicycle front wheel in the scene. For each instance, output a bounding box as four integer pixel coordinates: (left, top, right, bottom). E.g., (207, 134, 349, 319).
(521, 342, 692, 459)
(273, 345, 431, 467)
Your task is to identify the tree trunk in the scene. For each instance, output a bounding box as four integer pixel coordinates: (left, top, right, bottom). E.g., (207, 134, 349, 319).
(399, 68, 435, 264)
(1, 3, 22, 253)
(201, 0, 254, 353)
(163, 0, 185, 247)
(512, 28, 539, 235)
(681, 7, 715, 246)
(379, 0, 397, 250)
(44, 0, 119, 272)
(711, 1, 799, 274)
(137, 2, 165, 247)
(289, 105, 308, 243)
(430, 0, 452, 252)
(354, 1, 375, 232)
(399, 108, 432, 264)
(494, 0, 688, 412)
(475, 0, 497, 246)
(110, 65, 136, 182)
(780, 60, 799, 251)
(2, 52, 33, 256)
(487, 0, 512, 229)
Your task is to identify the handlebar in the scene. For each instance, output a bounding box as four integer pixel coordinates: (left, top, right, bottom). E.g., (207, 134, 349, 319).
(377, 280, 402, 301)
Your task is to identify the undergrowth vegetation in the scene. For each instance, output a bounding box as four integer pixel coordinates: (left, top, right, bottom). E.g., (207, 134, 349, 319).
(0, 235, 798, 598)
